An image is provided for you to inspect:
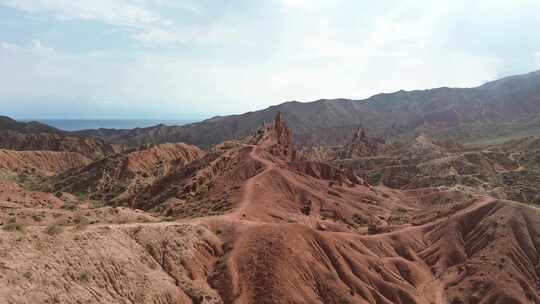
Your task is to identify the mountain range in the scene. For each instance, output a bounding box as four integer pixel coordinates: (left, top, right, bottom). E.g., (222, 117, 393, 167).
(75, 70, 540, 147)
(2, 112, 540, 303)
(1, 70, 540, 304)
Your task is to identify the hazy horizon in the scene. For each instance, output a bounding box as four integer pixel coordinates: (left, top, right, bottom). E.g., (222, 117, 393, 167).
(15, 118, 198, 131)
(1, 0, 540, 119)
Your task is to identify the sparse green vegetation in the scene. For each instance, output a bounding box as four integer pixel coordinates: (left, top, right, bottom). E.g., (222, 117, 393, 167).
(0, 174, 18, 182)
(352, 213, 368, 226)
(61, 203, 77, 211)
(388, 207, 409, 225)
(432, 122, 540, 147)
(196, 183, 209, 197)
(90, 200, 105, 209)
(75, 217, 90, 231)
(44, 223, 63, 235)
(75, 192, 88, 201)
(78, 271, 91, 282)
(339, 297, 352, 304)
(324, 272, 337, 281)
(2, 218, 24, 233)
(367, 218, 383, 235)
(16, 174, 45, 191)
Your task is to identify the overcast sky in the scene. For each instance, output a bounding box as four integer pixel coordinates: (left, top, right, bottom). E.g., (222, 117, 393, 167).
(1, 0, 539, 119)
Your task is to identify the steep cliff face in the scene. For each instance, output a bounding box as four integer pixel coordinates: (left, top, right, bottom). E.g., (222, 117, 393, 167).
(249, 112, 296, 161)
(298, 127, 393, 162)
(337, 127, 387, 159)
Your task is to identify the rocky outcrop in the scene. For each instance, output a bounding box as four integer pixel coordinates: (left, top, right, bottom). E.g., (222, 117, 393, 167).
(0, 117, 124, 159)
(249, 112, 296, 161)
(337, 126, 386, 159)
(0, 130, 123, 159)
(404, 132, 462, 156)
(289, 161, 366, 187)
(0, 149, 91, 177)
(51, 143, 206, 203)
(299, 127, 395, 162)
(335, 133, 540, 206)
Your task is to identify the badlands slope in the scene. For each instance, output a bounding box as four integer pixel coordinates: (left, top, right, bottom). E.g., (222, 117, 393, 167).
(0, 114, 539, 304)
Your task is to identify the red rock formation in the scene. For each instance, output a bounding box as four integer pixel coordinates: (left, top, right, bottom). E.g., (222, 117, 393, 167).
(0, 130, 123, 159)
(1, 118, 540, 304)
(0, 149, 91, 176)
(338, 126, 386, 159)
(51, 143, 206, 202)
(250, 112, 296, 161)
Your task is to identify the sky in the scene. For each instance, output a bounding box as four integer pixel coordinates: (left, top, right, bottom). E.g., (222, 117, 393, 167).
(1, 0, 540, 119)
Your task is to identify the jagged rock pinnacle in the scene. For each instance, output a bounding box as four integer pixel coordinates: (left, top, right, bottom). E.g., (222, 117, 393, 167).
(249, 112, 296, 161)
(352, 126, 366, 142)
(275, 111, 283, 124)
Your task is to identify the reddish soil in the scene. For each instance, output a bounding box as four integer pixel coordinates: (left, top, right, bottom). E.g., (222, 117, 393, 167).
(1, 114, 539, 304)
(0, 149, 91, 176)
(50, 143, 206, 202)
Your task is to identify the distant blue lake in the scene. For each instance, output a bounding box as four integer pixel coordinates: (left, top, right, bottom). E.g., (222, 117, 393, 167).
(22, 119, 196, 131)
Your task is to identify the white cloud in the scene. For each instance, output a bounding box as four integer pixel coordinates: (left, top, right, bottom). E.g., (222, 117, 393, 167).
(0, 0, 201, 46)
(131, 28, 182, 45)
(32, 39, 56, 55)
(0, 41, 17, 50)
(0, 40, 261, 117)
(535, 52, 540, 69)
(0, 0, 163, 27)
(148, 0, 201, 13)
(0, 0, 237, 46)
(131, 25, 241, 46)
(0, 36, 503, 119)
(1, 0, 540, 118)
(279, 0, 337, 11)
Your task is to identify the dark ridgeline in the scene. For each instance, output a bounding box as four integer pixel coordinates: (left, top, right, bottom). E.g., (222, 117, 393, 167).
(73, 70, 540, 147)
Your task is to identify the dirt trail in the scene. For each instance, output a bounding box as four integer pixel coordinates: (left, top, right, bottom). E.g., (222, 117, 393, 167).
(416, 272, 453, 304)
(22, 219, 191, 231)
(231, 145, 276, 217)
